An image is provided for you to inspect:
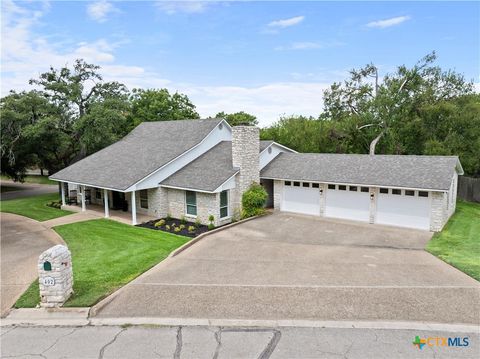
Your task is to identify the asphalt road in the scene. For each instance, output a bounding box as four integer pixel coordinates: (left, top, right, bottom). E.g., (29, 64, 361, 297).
(95, 213, 480, 324)
(0, 180, 58, 200)
(0, 213, 63, 317)
(1, 325, 478, 358)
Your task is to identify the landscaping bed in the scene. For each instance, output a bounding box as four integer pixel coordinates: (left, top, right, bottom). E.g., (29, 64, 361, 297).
(138, 217, 210, 237)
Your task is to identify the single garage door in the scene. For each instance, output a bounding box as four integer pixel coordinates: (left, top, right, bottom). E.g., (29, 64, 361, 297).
(282, 181, 320, 216)
(376, 188, 430, 230)
(325, 184, 370, 222)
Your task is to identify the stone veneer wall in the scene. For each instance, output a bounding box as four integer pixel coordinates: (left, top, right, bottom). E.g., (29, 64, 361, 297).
(430, 191, 447, 231)
(231, 126, 260, 212)
(273, 180, 283, 210)
(167, 188, 228, 226)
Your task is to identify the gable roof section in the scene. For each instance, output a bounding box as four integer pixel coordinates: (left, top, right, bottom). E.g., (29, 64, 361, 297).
(50, 118, 223, 191)
(261, 153, 462, 191)
(160, 141, 239, 192)
(260, 140, 274, 152)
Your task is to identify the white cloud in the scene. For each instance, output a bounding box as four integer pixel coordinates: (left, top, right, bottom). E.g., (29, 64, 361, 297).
(275, 41, 344, 51)
(366, 15, 411, 29)
(1, 1, 330, 126)
(268, 15, 304, 29)
(154, 1, 211, 15)
(87, 1, 118, 23)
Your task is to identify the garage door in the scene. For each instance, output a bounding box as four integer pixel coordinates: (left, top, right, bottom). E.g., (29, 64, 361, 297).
(282, 181, 320, 216)
(376, 188, 430, 230)
(325, 184, 370, 222)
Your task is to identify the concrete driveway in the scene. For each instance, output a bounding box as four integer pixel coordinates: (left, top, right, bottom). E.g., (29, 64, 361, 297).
(0, 213, 63, 317)
(95, 213, 480, 324)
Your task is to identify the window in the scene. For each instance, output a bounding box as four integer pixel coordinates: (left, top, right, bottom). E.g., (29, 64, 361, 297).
(140, 190, 148, 209)
(293, 182, 300, 187)
(405, 190, 414, 196)
(380, 188, 389, 194)
(312, 183, 320, 188)
(285, 181, 291, 186)
(328, 184, 336, 190)
(361, 187, 369, 192)
(95, 189, 102, 200)
(349, 186, 357, 192)
(338, 185, 347, 191)
(392, 189, 401, 195)
(220, 190, 229, 218)
(302, 182, 310, 188)
(185, 191, 197, 216)
(418, 191, 429, 197)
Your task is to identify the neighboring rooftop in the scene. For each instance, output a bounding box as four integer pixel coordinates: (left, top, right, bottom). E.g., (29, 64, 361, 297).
(50, 118, 224, 190)
(161, 141, 239, 192)
(261, 153, 462, 191)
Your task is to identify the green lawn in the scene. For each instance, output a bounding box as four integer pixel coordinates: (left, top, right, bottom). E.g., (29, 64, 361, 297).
(1, 193, 73, 221)
(16, 219, 190, 308)
(427, 201, 480, 281)
(1, 174, 56, 185)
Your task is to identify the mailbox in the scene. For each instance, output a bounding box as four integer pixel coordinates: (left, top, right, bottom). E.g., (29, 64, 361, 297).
(38, 245, 73, 308)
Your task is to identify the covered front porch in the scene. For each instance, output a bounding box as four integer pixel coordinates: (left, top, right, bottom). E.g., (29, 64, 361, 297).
(59, 182, 151, 225)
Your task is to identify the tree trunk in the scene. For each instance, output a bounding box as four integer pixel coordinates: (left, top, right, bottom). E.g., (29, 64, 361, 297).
(40, 168, 44, 176)
(369, 129, 386, 155)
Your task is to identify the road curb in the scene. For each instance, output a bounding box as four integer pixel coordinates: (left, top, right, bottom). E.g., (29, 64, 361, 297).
(2, 312, 478, 333)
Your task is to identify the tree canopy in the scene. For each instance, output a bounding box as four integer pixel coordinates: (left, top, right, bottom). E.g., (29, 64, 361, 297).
(215, 111, 258, 126)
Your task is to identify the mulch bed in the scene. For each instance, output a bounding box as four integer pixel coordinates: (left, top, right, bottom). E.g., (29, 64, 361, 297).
(137, 217, 210, 238)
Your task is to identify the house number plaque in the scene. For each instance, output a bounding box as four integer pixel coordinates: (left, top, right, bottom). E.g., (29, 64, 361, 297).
(42, 277, 55, 286)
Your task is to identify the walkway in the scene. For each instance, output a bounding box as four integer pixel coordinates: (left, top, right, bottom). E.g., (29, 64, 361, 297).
(61, 204, 155, 225)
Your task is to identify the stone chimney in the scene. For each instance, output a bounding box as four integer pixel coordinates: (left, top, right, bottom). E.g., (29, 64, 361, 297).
(232, 126, 260, 207)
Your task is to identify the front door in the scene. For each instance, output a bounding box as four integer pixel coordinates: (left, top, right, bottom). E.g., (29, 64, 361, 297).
(112, 191, 126, 210)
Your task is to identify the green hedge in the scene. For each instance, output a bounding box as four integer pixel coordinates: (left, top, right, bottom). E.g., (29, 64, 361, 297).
(241, 183, 268, 219)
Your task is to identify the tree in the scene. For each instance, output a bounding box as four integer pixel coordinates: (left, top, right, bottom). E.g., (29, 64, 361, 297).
(322, 52, 474, 154)
(129, 88, 199, 127)
(215, 111, 258, 126)
(0, 91, 60, 180)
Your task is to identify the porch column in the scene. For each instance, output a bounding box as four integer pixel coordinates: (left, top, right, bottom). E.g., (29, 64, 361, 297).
(81, 185, 86, 212)
(131, 191, 137, 225)
(104, 189, 109, 218)
(61, 182, 66, 206)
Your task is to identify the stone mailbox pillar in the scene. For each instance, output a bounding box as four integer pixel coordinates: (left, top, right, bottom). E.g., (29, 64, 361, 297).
(38, 245, 73, 308)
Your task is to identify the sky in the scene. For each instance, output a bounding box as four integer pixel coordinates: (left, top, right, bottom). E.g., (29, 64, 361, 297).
(1, 0, 479, 126)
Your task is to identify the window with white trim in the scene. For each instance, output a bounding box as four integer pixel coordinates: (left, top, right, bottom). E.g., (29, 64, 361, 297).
(140, 190, 148, 209)
(220, 190, 229, 218)
(185, 191, 197, 216)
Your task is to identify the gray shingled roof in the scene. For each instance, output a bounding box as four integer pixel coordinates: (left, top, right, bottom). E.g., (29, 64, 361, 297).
(161, 141, 239, 192)
(261, 153, 462, 191)
(260, 140, 273, 152)
(50, 119, 223, 190)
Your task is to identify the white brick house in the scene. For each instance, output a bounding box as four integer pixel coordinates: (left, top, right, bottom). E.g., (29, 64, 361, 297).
(51, 118, 463, 231)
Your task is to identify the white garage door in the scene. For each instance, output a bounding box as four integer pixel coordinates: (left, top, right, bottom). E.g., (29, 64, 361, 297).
(325, 184, 370, 222)
(376, 188, 430, 230)
(282, 181, 320, 216)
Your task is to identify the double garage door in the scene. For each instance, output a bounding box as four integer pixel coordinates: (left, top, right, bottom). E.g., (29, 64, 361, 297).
(282, 181, 431, 230)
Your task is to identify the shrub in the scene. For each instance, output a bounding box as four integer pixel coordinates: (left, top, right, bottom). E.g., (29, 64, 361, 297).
(165, 225, 170, 231)
(46, 201, 62, 209)
(171, 222, 176, 227)
(180, 216, 187, 224)
(179, 224, 185, 230)
(194, 218, 201, 228)
(166, 213, 172, 221)
(208, 215, 215, 230)
(154, 219, 165, 227)
(188, 225, 195, 233)
(208, 223, 215, 230)
(241, 183, 267, 219)
(174, 227, 181, 233)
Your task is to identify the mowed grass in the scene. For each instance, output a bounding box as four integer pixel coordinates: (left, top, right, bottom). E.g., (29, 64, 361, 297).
(0, 193, 73, 221)
(1, 174, 56, 185)
(16, 219, 190, 307)
(427, 201, 480, 281)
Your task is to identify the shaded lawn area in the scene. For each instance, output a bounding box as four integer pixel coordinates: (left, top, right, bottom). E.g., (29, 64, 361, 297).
(16, 219, 190, 308)
(427, 201, 480, 281)
(1, 174, 56, 185)
(0, 193, 73, 221)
